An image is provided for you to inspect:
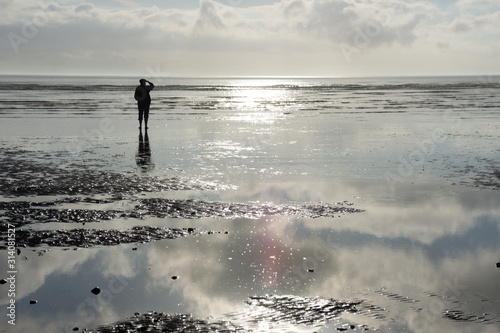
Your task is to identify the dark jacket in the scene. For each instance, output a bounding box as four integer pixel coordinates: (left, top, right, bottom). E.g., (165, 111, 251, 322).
(135, 83, 154, 104)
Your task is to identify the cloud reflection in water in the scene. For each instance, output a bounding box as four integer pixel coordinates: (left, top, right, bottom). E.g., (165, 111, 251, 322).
(3, 181, 499, 332)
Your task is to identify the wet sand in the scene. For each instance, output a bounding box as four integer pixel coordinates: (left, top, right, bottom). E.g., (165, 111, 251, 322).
(1, 77, 500, 332)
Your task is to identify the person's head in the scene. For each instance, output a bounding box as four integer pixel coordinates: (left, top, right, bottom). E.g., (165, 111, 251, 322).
(139, 79, 146, 86)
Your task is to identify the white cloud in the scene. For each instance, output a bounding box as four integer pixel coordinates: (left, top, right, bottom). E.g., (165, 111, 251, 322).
(0, 0, 499, 76)
(194, 0, 226, 32)
(456, 0, 500, 10)
(449, 10, 500, 35)
(307, 0, 436, 45)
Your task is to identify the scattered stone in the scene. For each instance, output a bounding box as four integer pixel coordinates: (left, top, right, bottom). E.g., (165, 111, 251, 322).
(72, 328, 79, 332)
(17, 248, 21, 255)
(132, 247, 137, 251)
(91, 287, 101, 295)
(29, 300, 38, 304)
(308, 269, 315, 273)
(496, 262, 500, 268)
(0, 279, 6, 285)
(171, 276, 178, 280)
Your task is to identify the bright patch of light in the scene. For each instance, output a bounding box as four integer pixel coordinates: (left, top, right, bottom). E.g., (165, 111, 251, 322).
(223, 79, 296, 123)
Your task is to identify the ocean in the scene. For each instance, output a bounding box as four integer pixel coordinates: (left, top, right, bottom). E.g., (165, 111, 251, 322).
(0, 75, 500, 332)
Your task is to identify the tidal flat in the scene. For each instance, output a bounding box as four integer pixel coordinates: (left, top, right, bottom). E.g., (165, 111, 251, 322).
(1, 76, 500, 332)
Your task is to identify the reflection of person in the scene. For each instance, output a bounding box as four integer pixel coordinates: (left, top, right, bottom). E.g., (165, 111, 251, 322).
(134, 79, 155, 130)
(136, 129, 154, 172)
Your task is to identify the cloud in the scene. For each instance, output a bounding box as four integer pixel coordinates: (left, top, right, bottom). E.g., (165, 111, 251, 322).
(449, 11, 500, 35)
(194, 0, 226, 32)
(75, 3, 94, 13)
(0, 0, 499, 76)
(0, 0, 10, 11)
(436, 41, 450, 49)
(456, 0, 500, 10)
(190, 0, 436, 48)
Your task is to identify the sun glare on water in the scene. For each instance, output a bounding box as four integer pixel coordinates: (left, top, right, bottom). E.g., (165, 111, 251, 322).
(224, 78, 298, 124)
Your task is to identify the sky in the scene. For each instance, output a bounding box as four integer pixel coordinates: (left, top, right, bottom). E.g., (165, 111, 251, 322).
(0, 0, 499, 77)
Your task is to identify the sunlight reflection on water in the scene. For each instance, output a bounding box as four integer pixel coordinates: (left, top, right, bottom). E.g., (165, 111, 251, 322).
(222, 80, 297, 122)
(1, 76, 500, 332)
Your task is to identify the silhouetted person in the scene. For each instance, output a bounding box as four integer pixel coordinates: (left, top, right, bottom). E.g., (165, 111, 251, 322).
(136, 129, 154, 172)
(134, 79, 155, 130)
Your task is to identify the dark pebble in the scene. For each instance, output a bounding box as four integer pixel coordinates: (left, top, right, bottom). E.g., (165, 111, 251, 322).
(171, 276, 178, 280)
(72, 327, 79, 331)
(337, 328, 347, 331)
(496, 262, 500, 268)
(29, 300, 38, 304)
(187, 228, 194, 233)
(91, 287, 101, 295)
(308, 269, 314, 273)
(132, 247, 137, 251)
(0, 279, 7, 285)
(17, 249, 21, 255)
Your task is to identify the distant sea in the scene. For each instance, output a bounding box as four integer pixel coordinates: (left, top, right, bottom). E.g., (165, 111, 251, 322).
(1, 75, 499, 120)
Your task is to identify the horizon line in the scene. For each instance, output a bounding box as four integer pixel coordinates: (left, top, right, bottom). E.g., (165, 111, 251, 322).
(1, 73, 499, 80)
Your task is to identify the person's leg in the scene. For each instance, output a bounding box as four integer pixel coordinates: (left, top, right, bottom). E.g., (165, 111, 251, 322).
(144, 103, 150, 129)
(138, 104, 144, 129)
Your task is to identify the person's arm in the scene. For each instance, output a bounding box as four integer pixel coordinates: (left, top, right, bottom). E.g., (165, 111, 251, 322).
(147, 81, 155, 91)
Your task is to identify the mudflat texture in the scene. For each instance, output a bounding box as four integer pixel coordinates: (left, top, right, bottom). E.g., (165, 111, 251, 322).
(1, 76, 499, 333)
